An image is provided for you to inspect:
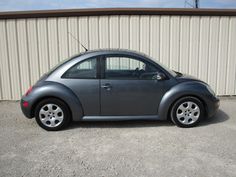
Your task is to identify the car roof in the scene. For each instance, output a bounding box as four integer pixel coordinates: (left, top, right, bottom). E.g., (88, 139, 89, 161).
(77, 48, 150, 58)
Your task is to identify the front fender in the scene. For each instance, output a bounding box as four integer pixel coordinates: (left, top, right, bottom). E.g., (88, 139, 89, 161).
(158, 81, 212, 120)
(22, 81, 83, 121)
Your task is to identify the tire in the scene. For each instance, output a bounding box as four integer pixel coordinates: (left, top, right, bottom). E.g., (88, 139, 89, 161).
(170, 96, 204, 128)
(35, 98, 71, 131)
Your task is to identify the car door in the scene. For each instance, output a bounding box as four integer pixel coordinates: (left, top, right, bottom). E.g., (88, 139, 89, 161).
(100, 54, 168, 116)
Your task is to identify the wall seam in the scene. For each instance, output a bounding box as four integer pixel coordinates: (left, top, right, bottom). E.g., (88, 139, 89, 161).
(15, 19, 22, 97)
(25, 19, 31, 86)
(5, 20, 13, 99)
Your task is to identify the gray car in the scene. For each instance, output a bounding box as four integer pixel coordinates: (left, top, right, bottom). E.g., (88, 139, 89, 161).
(21, 49, 219, 131)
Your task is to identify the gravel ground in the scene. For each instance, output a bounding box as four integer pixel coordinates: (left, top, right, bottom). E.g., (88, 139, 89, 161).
(0, 98, 236, 177)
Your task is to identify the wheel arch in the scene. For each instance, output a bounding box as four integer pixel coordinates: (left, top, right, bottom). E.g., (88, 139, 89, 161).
(28, 81, 84, 121)
(166, 94, 207, 120)
(31, 96, 73, 120)
(158, 82, 209, 120)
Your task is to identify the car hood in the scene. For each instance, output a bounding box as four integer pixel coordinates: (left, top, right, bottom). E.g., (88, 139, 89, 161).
(175, 73, 205, 83)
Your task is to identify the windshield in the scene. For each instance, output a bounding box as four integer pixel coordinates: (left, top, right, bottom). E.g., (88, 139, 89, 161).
(156, 60, 178, 77)
(143, 54, 177, 77)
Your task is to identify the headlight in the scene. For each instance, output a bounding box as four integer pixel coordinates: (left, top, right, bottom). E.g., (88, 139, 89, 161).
(206, 85, 216, 96)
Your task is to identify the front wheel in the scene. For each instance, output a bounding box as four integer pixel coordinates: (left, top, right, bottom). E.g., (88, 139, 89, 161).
(170, 96, 204, 128)
(35, 98, 71, 131)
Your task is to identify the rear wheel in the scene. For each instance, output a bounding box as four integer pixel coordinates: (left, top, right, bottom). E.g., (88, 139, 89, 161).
(35, 98, 71, 131)
(170, 96, 204, 128)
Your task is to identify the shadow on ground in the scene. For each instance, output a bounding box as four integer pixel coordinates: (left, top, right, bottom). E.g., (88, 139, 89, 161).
(65, 109, 229, 130)
(199, 109, 229, 127)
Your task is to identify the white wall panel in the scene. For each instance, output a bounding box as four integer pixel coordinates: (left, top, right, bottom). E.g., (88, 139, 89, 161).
(179, 16, 190, 74)
(68, 17, 79, 56)
(170, 16, 180, 71)
(208, 17, 220, 94)
(26, 19, 40, 86)
(37, 18, 49, 75)
(78, 17, 89, 53)
(0, 14, 236, 99)
(6, 20, 21, 99)
(217, 17, 229, 95)
(140, 16, 150, 55)
(226, 17, 236, 95)
(0, 20, 12, 99)
(47, 18, 59, 68)
(150, 16, 160, 61)
(88, 16, 99, 49)
(198, 17, 210, 82)
(189, 16, 200, 77)
(160, 16, 170, 67)
(58, 17, 69, 61)
(99, 16, 109, 49)
(16, 19, 30, 94)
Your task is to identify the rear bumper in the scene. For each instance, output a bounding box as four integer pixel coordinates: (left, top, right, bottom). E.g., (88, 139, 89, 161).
(20, 98, 34, 118)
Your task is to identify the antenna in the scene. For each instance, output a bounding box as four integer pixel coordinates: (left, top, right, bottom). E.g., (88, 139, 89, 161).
(68, 32, 88, 52)
(195, 0, 199, 8)
(185, 0, 199, 8)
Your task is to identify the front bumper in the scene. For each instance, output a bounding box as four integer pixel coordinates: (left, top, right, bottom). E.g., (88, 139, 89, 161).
(206, 95, 220, 117)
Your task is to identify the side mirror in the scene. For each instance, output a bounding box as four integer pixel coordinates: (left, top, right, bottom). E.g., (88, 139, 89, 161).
(154, 73, 166, 81)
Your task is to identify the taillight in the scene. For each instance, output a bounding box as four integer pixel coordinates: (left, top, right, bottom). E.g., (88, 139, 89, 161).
(25, 86, 33, 96)
(22, 101, 29, 107)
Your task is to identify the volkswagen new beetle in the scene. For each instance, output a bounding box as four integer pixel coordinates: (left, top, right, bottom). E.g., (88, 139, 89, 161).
(21, 49, 219, 131)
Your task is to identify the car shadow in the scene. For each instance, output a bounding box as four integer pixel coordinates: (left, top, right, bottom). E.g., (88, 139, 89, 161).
(65, 109, 229, 130)
(199, 109, 229, 127)
(66, 120, 174, 130)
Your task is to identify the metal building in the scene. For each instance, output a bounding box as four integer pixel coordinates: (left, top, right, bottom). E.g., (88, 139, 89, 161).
(0, 8, 236, 100)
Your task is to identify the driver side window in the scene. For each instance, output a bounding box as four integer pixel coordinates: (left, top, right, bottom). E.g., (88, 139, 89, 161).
(105, 56, 158, 80)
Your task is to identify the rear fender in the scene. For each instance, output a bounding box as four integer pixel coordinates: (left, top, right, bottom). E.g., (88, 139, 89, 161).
(28, 81, 83, 121)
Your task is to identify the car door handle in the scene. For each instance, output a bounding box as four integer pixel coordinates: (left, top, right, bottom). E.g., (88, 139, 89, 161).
(101, 84, 112, 90)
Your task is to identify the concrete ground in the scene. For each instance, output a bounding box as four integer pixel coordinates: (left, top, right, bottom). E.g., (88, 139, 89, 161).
(0, 98, 236, 177)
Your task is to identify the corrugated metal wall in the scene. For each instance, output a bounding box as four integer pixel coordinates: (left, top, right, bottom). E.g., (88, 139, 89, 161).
(0, 15, 236, 100)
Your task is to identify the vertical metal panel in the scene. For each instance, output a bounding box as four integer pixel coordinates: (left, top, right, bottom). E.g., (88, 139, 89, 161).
(16, 19, 30, 94)
(130, 15, 140, 51)
(0, 20, 11, 99)
(160, 16, 170, 67)
(208, 17, 220, 93)
(78, 16, 89, 53)
(0, 14, 236, 99)
(26, 18, 40, 85)
(88, 16, 99, 49)
(217, 17, 229, 95)
(189, 16, 200, 77)
(150, 16, 160, 61)
(68, 17, 79, 56)
(6, 20, 21, 99)
(99, 16, 109, 48)
(109, 15, 119, 48)
(37, 18, 49, 75)
(47, 18, 59, 68)
(58, 17, 68, 61)
(226, 17, 236, 95)
(140, 16, 150, 55)
(179, 16, 190, 74)
(198, 17, 210, 82)
(170, 16, 180, 71)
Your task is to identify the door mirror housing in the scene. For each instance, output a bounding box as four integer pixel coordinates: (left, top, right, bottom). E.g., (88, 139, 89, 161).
(154, 73, 166, 81)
